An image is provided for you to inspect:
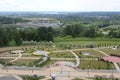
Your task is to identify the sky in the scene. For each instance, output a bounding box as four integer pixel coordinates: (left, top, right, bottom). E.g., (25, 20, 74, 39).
(0, 0, 120, 12)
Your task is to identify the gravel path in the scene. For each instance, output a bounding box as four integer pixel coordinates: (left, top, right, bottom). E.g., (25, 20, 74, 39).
(68, 50, 80, 67)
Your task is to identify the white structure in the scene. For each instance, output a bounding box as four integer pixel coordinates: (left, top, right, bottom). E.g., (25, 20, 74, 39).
(33, 50, 48, 56)
(51, 74, 56, 80)
(11, 50, 24, 54)
(102, 32, 109, 35)
(112, 46, 118, 50)
(82, 52, 90, 56)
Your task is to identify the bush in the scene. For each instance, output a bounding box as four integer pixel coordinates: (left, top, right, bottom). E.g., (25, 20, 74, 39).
(86, 43, 95, 48)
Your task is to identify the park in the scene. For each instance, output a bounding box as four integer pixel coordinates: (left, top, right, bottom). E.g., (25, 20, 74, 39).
(0, 41, 120, 80)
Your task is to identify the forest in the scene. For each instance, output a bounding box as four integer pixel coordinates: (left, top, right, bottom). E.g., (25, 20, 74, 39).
(0, 12, 120, 47)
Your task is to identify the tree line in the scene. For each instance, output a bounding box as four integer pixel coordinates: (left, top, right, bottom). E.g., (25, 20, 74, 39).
(0, 16, 27, 24)
(63, 24, 98, 38)
(63, 24, 120, 38)
(0, 27, 53, 47)
(0, 23, 120, 47)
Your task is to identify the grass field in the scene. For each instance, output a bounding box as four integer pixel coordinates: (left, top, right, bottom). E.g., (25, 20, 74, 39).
(20, 75, 45, 80)
(55, 41, 120, 45)
(55, 37, 120, 44)
(78, 60, 115, 70)
(12, 59, 37, 66)
(0, 58, 14, 66)
(118, 63, 120, 68)
(0, 58, 13, 62)
(99, 48, 120, 56)
(72, 78, 84, 80)
(22, 54, 42, 58)
(73, 78, 119, 80)
(0, 39, 119, 52)
(49, 52, 75, 58)
(74, 50, 105, 58)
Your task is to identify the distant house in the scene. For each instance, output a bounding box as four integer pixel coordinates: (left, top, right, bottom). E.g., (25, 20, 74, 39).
(102, 32, 109, 35)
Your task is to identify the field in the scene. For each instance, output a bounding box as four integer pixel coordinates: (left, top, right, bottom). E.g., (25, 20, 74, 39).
(118, 63, 120, 67)
(55, 39, 120, 49)
(12, 59, 37, 66)
(49, 52, 75, 58)
(0, 58, 13, 62)
(78, 60, 115, 70)
(55, 37, 120, 45)
(99, 48, 120, 56)
(73, 78, 119, 80)
(74, 49, 105, 58)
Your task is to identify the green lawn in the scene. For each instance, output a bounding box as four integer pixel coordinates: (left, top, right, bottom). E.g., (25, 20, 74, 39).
(20, 75, 45, 80)
(49, 52, 75, 58)
(99, 48, 120, 56)
(78, 60, 115, 70)
(12, 59, 37, 66)
(118, 63, 120, 68)
(0, 58, 14, 66)
(72, 78, 119, 80)
(55, 37, 120, 47)
(74, 50, 105, 58)
(0, 58, 13, 62)
(22, 54, 42, 58)
(72, 78, 84, 80)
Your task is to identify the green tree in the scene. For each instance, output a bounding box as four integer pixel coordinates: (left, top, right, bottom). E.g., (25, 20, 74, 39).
(14, 31, 23, 46)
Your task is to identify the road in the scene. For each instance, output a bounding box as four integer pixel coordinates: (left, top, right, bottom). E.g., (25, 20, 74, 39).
(0, 65, 120, 79)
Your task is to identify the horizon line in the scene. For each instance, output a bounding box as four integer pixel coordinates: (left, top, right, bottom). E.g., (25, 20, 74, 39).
(0, 11, 120, 13)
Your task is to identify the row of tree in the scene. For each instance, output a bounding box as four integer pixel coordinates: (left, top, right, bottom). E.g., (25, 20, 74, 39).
(0, 16, 27, 24)
(63, 24, 120, 38)
(0, 23, 119, 47)
(109, 28, 120, 38)
(0, 27, 53, 47)
(63, 24, 97, 38)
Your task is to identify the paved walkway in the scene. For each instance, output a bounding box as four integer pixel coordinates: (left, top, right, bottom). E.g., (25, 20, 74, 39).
(12, 75, 23, 80)
(9, 53, 22, 63)
(0, 65, 120, 79)
(94, 49, 109, 56)
(0, 75, 17, 80)
(68, 50, 80, 67)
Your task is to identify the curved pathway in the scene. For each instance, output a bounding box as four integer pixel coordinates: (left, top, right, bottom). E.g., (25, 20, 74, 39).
(9, 53, 22, 63)
(68, 50, 80, 67)
(93, 49, 109, 56)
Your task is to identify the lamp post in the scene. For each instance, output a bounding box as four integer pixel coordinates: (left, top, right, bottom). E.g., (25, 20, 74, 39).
(60, 64, 62, 74)
(112, 65, 114, 76)
(50, 60, 52, 76)
(87, 64, 90, 78)
(32, 63, 33, 73)
(50, 65, 51, 76)
(5, 62, 8, 72)
(68, 70, 70, 78)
